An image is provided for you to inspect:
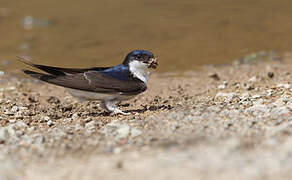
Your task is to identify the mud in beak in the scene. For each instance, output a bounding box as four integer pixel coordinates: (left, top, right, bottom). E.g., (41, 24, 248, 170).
(148, 58, 158, 69)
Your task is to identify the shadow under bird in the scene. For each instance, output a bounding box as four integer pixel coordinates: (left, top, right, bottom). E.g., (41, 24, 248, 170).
(18, 50, 158, 115)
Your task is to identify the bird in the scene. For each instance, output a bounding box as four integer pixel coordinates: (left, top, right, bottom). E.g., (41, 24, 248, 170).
(18, 50, 158, 115)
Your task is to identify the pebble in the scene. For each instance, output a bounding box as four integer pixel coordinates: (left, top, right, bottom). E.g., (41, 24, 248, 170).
(115, 124, 130, 140)
(245, 83, 254, 91)
(218, 81, 228, 90)
(6, 87, 15, 91)
(208, 73, 220, 81)
(267, 72, 274, 78)
(47, 120, 54, 127)
(251, 94, 261, 99)
(43, 116, 51, 122)
(253, 99, 264, 105)
(248, 76, 257, 83)
(130, 128, 142, 138)
(85, 120, 97, 133)
(10, 106, 19, 113)
(239, 92, 250, 100)
(266, 89, 274, 97)
(14, 121, 28, 129)
(9, 119, 16, 123)
(85, 120, 96, 128)
(72, 113, 79, 120)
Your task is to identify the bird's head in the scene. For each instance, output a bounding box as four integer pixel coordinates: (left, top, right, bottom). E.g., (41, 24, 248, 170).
(122, 50, 158, 83)
(123, 50, 158, 70)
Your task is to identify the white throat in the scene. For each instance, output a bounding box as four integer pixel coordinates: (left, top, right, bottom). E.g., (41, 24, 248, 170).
(129, 60, 151, 83)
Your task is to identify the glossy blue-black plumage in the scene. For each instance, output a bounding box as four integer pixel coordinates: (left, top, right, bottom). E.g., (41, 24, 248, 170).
(99, 64, 131, 81)
(122, 50, 154, 65)
(99, 49, 154, 81)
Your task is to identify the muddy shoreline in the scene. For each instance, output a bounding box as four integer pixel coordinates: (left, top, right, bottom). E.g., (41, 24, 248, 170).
(1, 58, 292, 179)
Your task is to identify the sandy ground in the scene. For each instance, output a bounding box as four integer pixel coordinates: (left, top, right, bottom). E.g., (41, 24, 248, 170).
(1, 57, 292, 180)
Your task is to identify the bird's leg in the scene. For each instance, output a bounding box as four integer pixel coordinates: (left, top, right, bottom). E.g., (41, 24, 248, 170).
(100, 100, 130, 115)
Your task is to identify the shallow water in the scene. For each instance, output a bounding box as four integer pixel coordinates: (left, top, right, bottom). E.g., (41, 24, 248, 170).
(1, 0, 292, 72)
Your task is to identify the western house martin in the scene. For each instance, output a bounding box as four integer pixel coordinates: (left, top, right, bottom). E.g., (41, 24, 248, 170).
(18, 50, 158, 115)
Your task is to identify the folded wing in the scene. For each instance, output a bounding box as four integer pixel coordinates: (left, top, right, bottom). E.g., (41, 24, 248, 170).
(23, 70, 147, 95)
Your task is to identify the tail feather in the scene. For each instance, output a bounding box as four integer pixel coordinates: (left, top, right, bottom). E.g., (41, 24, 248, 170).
(17, 55, 111, 76)
(17, 55, 35, 66)
(22, 70, 55, 81)
(17, 56, 68, 76)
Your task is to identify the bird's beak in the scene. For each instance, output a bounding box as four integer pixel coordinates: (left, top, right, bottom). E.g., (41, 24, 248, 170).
(148, 58, 158, 69)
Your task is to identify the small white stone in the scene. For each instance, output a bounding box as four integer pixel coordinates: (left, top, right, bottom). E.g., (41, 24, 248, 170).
(85, 120, 96, 130)
(47, 120, 54, 126)
(248, 76, 257, 83)
(43, 116, 50, 122)
(218, 81, 228, 90)
(10, 106, 19, 113)
(239, 92, 250, 100)
(251, 94, 261, 99)
(9, 119, 16, 123)
(113, 147, 121, 154)
(6, 87, 15, 91)
(130, 128, 142, 138)
(75, 124, 82, 131)
(115, 124, 130, 140)
(72, 113, 79, 120)
(266, 89, 274, 97)
(218, 84, 226, 90)
(14, 121, 27, 129)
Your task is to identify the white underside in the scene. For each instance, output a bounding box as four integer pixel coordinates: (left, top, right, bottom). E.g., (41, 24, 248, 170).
(66, 88, 135, 102)
(66, 88, 135, 115)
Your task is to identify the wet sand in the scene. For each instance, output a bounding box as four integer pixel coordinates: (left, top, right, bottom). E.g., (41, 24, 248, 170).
(1, 55, 292, 179)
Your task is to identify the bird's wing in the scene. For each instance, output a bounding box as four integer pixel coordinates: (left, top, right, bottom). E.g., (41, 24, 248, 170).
(17, 55, 110, 75)
(23, 70, 147, 95)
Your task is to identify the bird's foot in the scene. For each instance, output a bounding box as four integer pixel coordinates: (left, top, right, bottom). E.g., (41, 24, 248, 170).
(101, 100, 130, 115)
(113, 109, 130, 115)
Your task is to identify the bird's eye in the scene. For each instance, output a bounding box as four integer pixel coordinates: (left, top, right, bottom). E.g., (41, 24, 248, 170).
(135, 54, 142, 59)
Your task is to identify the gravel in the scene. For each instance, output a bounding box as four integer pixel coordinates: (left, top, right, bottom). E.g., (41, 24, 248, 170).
(0, 60, 292, 179)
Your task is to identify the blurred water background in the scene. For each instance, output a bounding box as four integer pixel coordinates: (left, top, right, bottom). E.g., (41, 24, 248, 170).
(1, 0, 292, 72)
